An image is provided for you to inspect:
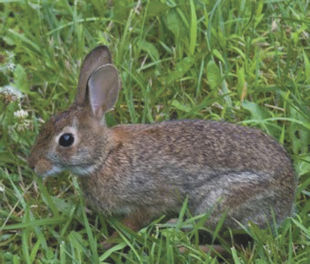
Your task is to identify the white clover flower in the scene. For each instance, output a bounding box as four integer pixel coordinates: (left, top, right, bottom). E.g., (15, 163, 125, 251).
(0, 85, 23, 99)
(14, 109, 28, 119)
(7, 63, 16, 71)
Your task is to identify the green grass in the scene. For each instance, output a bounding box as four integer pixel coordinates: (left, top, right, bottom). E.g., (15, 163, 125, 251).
(1, 0, 310, 263)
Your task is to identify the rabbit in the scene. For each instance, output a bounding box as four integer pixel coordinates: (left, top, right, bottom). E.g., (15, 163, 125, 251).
(28, 46, 296, 243)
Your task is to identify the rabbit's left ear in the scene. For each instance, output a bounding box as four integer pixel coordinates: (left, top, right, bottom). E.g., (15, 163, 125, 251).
(75, 46, 112, 105)
(87, 64, 121, 119)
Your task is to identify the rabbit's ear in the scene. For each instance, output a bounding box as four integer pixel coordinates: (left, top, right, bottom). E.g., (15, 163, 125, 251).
(75, 46, 112, 105)
(87, 64, 121, 119)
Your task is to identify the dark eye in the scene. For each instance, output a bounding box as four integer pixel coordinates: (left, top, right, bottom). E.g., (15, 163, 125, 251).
(59, 133, 74, 147)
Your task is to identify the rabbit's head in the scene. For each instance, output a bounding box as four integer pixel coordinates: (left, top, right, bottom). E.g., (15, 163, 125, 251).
(28, 46, 121, 177)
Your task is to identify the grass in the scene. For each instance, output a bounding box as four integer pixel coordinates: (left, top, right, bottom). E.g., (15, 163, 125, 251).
(0, 0, 310, 263)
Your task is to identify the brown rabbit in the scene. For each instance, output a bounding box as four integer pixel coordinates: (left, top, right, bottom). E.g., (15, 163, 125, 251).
(28, 46, 296, 242)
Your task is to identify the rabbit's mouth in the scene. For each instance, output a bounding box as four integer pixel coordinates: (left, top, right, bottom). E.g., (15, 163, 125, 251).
(32, 158, 63, 178)
(32, 158, 97, 178)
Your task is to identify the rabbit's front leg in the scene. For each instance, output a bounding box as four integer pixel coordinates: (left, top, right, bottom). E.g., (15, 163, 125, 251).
(103, 210, 151, 249)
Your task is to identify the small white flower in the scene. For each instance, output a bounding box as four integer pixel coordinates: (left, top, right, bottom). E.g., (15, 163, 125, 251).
(0, 85, 23, 99)
(271, 19, 278, 32)
(7, 63, 16, 71)
(14, 109, 28, 119)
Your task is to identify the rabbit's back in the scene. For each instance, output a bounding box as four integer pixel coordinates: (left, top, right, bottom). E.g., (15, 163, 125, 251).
(124, 120, 292, 175)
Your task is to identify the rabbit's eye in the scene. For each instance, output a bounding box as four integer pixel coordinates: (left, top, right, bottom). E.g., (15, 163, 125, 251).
(59, 133, 74, 147)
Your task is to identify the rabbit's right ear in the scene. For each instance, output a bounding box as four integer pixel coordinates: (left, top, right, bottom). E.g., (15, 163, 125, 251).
(75, 46, 112, 105)
(87, 64, 121, 119)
